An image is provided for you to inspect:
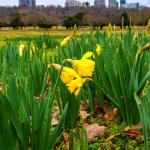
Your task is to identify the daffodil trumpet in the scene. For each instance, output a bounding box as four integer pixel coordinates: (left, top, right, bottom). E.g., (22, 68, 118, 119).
(66, 76, 91, 96)
(65, 51, 95, 77)
(49, 63, 78, 84)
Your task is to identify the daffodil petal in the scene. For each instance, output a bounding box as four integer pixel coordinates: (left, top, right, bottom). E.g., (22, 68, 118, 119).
(66, 76, 85, 96)
(52, 64, 78, 84)
(82, 51, 93, 59)
(96, 44, 102, 56)
(72, 59, 95, 77)
(60, 36, 72, 47)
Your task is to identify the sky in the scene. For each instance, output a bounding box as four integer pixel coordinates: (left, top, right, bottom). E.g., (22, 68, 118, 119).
(0, 0, 149, 7)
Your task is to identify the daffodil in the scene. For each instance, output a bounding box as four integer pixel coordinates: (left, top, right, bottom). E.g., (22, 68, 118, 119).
(50, 63, 78, 84)
(72, 59, 95, 77)
(82, 51, 93, 59)
(108, 22, 112, 32)
(113, 25, 116, 31)
(31, 42, 36, 52)
(66, 52, 95, 77)
(67, 75, 85, 96)
(60, 36, 72, 47)
(19, 44, 25, 57)
(96, 44, 102, 56)
(108, 22, 112, 38)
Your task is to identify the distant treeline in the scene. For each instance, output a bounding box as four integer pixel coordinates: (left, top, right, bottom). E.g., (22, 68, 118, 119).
(0, 6, 150, 29)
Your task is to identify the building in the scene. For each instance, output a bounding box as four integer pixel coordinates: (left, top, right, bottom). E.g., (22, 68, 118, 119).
(128, 3, 139, 9)
(19, 0, 36, 7)
(120, 0, 126, 8)
(65, 0, 86, 7)
(19, 0, 27, 6)
(65, 0, 90, 7)
(94, 0, 105, 7)
(29, 0, 36, 7)
(109, 0, 118, 8)
(140, 5, 149, 9)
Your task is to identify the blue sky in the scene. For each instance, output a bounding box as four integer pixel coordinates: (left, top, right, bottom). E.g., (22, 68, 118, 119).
(0, 0, 149, 7)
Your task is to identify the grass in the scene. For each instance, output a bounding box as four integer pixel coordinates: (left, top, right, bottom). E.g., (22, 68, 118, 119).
(0, 26, 148, 39)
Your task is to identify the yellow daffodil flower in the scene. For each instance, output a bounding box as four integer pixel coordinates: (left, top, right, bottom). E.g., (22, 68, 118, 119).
(31, 42, 36, 52)
(19, 44, 25, 57)
(67, 75, 85, 96)
(50, 63, 78, 84)
(108, 22, 112, 38)
(96, 44, 102, 56)
(60, 36, 72, 47)
(82, 51, 93, 59)
(108, 22, 112, 32)
(72, 59, 95, 77)
(113, 25, 116, 31)
(66, 52, 95, 77)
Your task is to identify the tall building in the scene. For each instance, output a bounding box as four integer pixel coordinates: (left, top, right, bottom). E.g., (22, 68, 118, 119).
(65, 0, 85, 7)
(128, 3, 139, 9)
(19, 0, 27, 6)
(29, 0, 36, 7)
(109, 0, 118, 8)
(94, 0, 105, 7)
(19, 0, 36, 7)
(120, 0, 126, 8)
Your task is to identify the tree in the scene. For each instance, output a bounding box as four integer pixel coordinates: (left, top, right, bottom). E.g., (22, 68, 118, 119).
(91, 21, 99, 30)
(121, 12, 130, 28)
(63, 16, 77, 29)
(0, 7, 149, 29)
(37, 20, 52, 29)
(0, 22, 4, 28)
(85, 2, 90, 7)
(99, 21, 106, 30)
(9, 12, 22, 29)
(74, 12, 85, 27)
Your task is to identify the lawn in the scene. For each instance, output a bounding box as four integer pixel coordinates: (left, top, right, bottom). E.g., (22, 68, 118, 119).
(0, 26, 148, 38)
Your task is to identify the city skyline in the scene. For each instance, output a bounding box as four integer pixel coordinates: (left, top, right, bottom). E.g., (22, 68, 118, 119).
(0, 0, 149, 6)
(19, 0, 36, 7)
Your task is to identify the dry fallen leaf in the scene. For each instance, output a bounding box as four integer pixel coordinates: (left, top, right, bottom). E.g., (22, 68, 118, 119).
(103, 108, 119, 121)
(79, 111, 89, 120)
(51, 116, 58, 126)
(112, 108, 119, 115)
(63, 132, 69, 150)
(80, 102, 89, 111)
(132, 122, 142, 130)
(124, 122, 142, 137)
(51, 107, 60, 126)
(86, 124, 105, 142)
(36, 96, 40, 102)
(63, 132, 69, 141)
(0, 83, 2, 92)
